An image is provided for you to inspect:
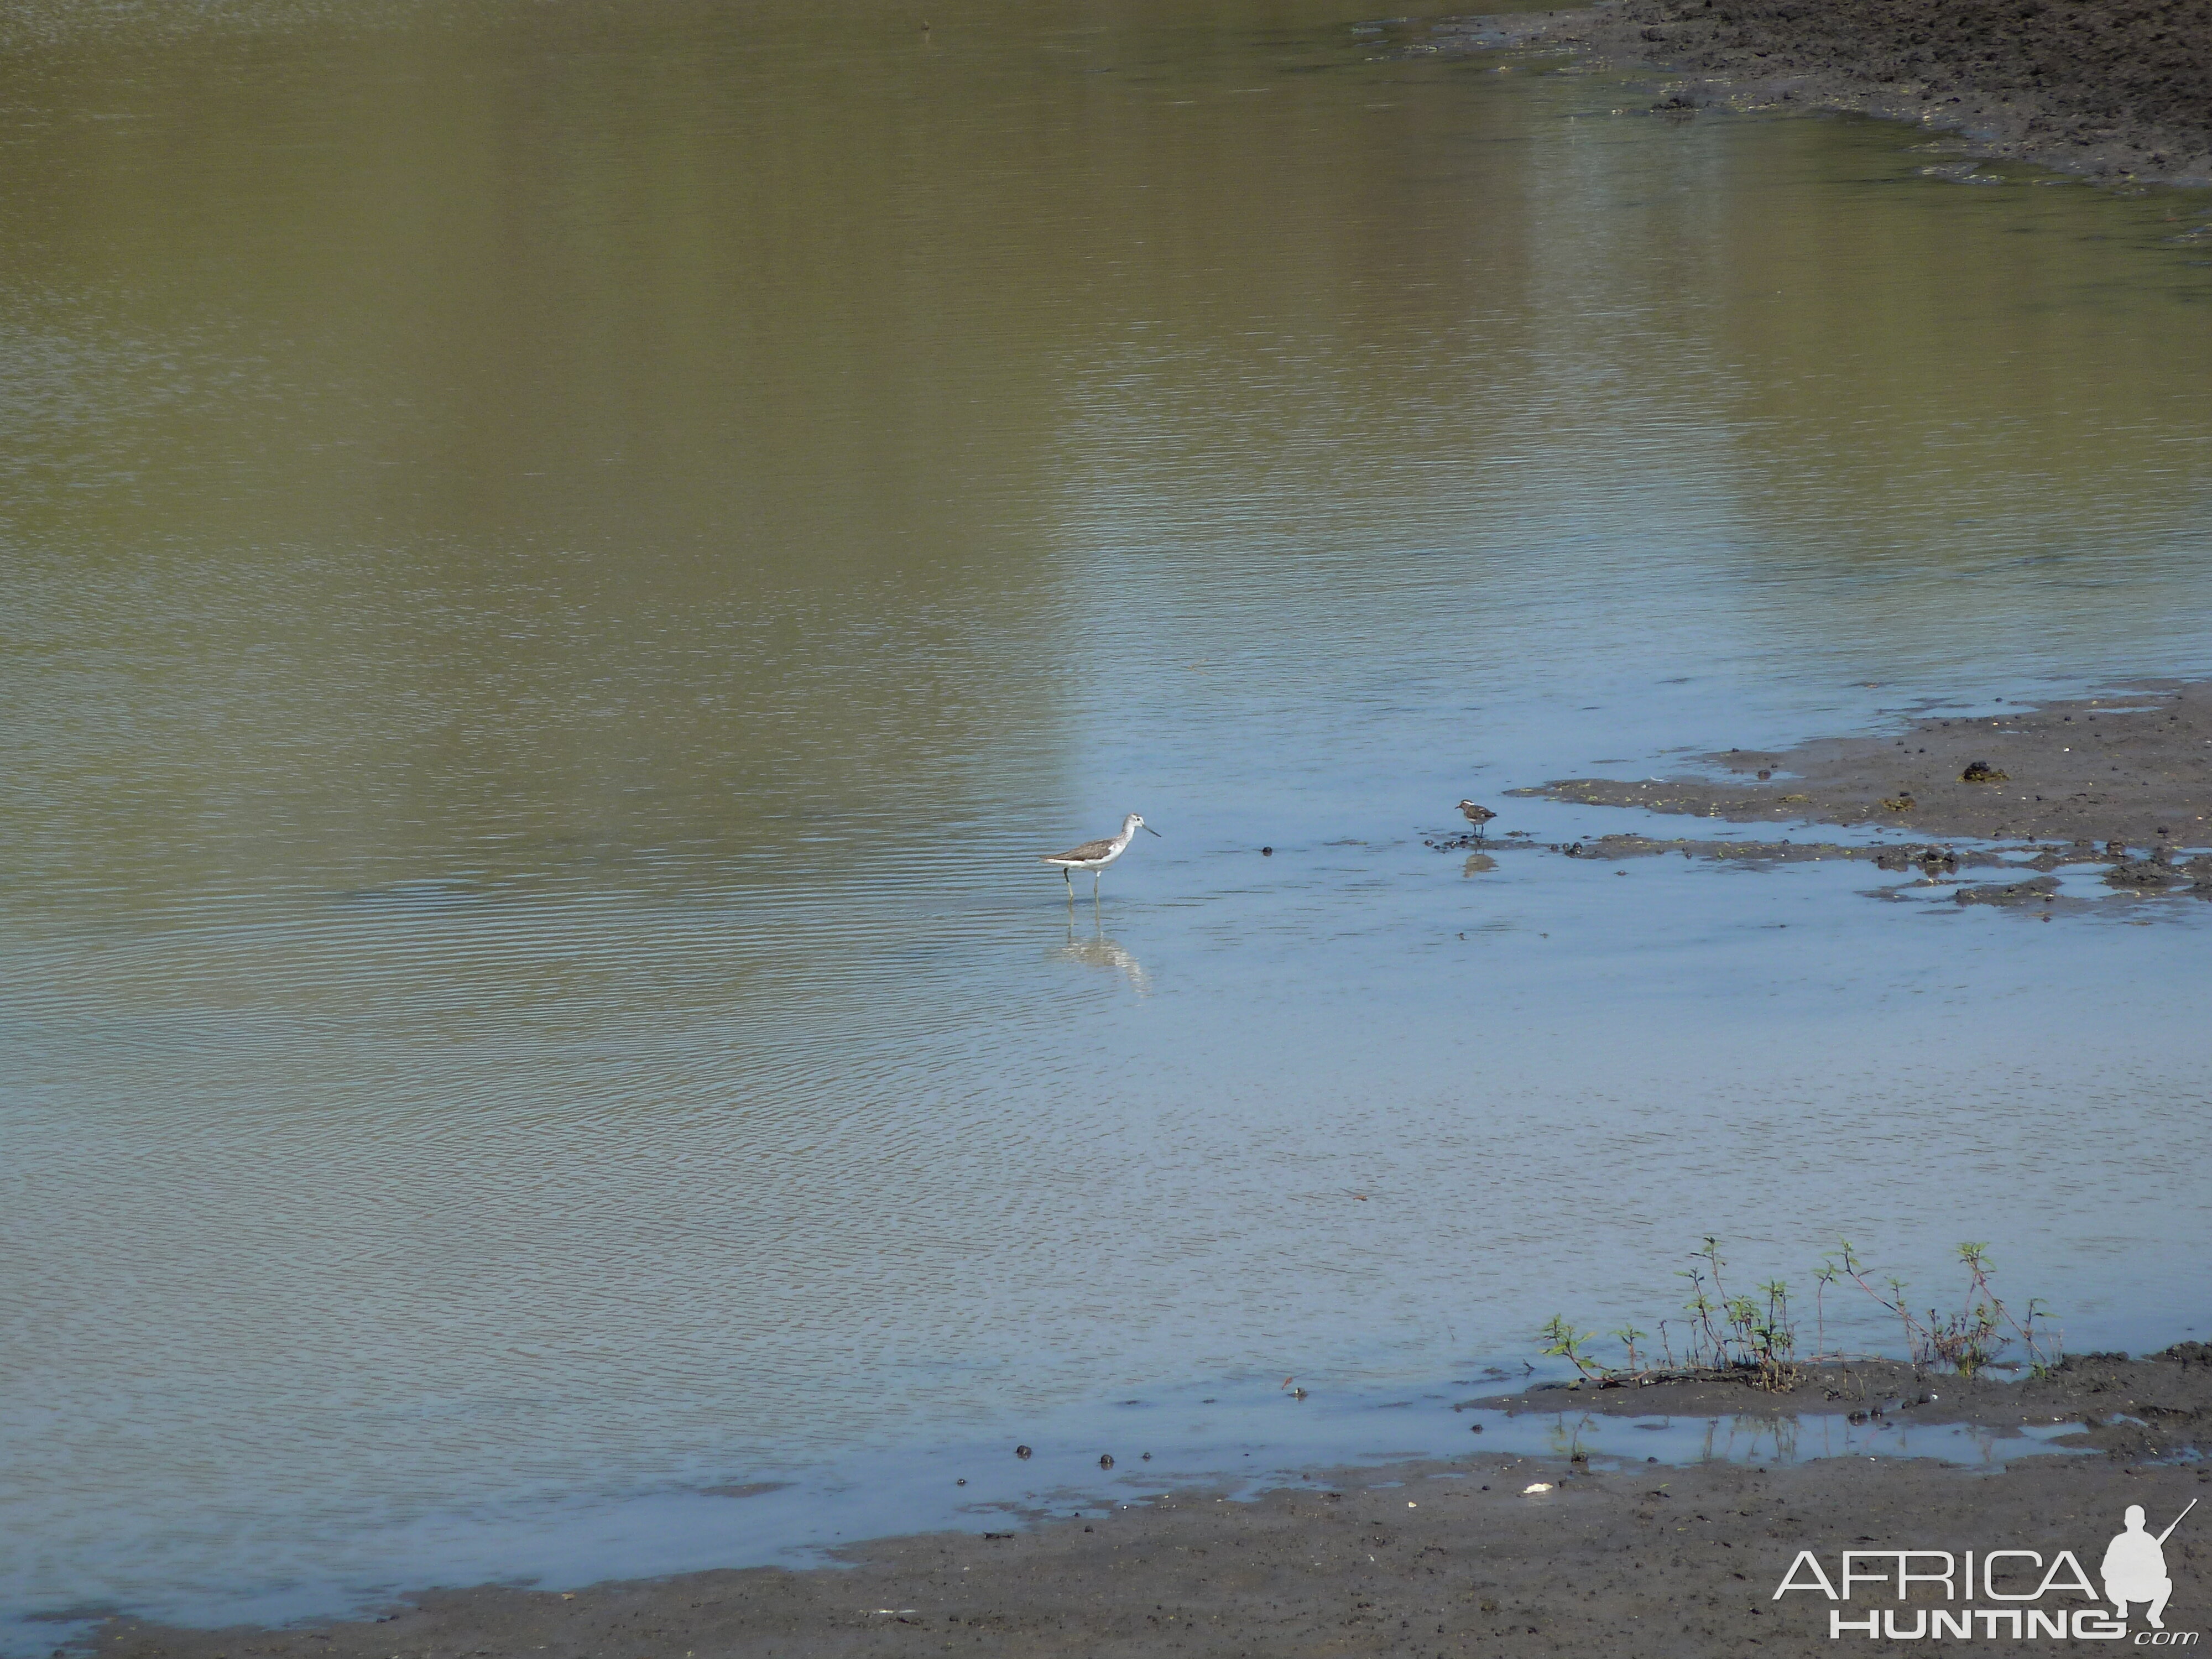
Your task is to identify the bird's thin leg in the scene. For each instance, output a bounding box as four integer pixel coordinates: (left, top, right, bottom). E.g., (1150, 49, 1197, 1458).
(1063, 867, 1074, 899)
(1093, 869, 1102, 902)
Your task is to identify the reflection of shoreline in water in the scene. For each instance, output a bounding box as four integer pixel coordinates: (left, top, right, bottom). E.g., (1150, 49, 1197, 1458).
(1051, 917, 1150, 995)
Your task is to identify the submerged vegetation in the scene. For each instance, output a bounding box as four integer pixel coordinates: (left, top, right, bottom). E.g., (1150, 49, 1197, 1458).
(1541, 1238, 2062, 1391)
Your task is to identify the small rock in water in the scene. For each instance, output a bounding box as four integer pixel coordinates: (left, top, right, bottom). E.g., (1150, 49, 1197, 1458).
(1015, 1444, 1031, 1459)
(1099, 1453, 1114, 1469)
(1961, 759, 2008, 782)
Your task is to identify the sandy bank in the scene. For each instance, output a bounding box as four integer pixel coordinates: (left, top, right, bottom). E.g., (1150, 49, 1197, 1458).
(1428, 0, 2212, 186)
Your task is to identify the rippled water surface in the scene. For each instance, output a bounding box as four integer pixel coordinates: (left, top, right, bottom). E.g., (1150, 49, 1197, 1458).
(6, 0, 2212, 1638)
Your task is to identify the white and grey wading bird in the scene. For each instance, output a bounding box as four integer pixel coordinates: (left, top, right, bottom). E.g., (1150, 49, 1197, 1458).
(1040, 812, 1160, 900)
(1457, 800, 1496, 836)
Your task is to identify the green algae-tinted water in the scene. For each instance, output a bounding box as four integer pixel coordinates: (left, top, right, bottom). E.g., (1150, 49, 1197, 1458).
(4, 0, 2211, 1635)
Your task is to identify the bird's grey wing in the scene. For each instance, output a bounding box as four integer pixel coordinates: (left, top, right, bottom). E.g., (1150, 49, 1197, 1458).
(1042, 837, 1117, 862)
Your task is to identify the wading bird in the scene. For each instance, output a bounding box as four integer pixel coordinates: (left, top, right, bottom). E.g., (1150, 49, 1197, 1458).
(1457, 800, 1496, 837)
(1040, 812, 1159, 901)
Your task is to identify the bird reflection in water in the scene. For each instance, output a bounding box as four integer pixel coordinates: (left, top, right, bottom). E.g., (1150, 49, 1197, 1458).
(1462, 852, 1498, 877)
(1051, 915, 1151, 996)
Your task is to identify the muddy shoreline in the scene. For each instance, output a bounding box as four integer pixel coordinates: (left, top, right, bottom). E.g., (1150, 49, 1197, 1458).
(1472, 1351, 2212, 1464)
(1421, 0, 2212, 186)
(1427, 825, 2212, 914)
(1512, 681, 2212, 880)
(105, 1358, 2212, 1657)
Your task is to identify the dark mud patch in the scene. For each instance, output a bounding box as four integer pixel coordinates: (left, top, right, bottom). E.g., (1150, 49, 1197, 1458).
(1413, 0, 2212, 186)
(1947, 872, 2065, 907)
(1426, 825, 2208, 916)
(1511, 681, 2212, 870)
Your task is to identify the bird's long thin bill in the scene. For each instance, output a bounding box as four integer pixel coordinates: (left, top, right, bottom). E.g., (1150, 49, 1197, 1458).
(1141, 825, 1161, 836)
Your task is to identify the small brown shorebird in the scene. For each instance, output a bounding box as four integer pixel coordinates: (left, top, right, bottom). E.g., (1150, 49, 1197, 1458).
(1457, 800, 1496, 836)
(1041, 812, 1159, 900)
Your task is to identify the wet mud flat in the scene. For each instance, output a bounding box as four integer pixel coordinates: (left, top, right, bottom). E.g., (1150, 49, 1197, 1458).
(1501, 682, 2212, 910)
(103, 1379, 2212, 1659)
(1413, 0, 2212, 186)
(1471, 1348, 2212, 1464)
(1433, 825, 2212, 914)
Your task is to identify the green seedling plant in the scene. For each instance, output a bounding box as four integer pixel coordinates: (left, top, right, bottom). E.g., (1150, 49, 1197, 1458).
(1538, 1237, 2062, 1391)
(1611, 1324, 1647, 1373)
(1832, 1239, 2060, 1378)
(1540, 1315, 1606, 1380)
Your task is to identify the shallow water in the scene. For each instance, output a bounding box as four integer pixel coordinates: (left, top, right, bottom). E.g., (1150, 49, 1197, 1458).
(73, 1378, 2074, 1632)
(4, 0, 2212, 1640)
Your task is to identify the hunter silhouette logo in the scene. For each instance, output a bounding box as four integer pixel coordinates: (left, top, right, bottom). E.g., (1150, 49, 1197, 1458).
(1773, 1499, 2198, 1641)
(2106, 1501, 2194, 1630)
